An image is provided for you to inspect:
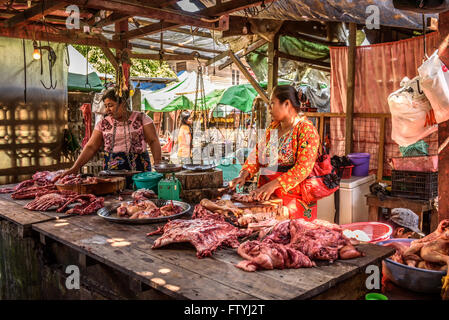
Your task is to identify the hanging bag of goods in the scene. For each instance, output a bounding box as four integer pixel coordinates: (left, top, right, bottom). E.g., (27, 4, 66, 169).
(299, 146, 340, 204)
(388, 76, 438, 147)
(418, 49, 449, 123)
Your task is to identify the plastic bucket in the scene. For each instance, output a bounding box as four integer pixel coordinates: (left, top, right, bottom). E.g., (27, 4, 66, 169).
(348, 153, 370, 176)
(132, 171, 163, 193)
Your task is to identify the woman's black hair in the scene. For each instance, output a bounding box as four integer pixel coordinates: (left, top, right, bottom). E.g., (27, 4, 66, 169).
(272, 85, 304, 113)
(102, 88, 130, 107)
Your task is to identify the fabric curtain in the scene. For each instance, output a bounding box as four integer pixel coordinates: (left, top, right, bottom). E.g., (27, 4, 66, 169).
(329, 32, 440, 176)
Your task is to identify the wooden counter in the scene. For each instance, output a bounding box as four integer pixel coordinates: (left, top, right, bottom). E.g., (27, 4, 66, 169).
(0, 184, 395, 300)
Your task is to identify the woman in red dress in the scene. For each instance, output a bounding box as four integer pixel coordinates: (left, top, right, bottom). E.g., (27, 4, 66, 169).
(230, 85, 320, 221)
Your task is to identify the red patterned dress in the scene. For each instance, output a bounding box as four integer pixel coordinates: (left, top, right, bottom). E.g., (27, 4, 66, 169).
(241, 115, 320, 220)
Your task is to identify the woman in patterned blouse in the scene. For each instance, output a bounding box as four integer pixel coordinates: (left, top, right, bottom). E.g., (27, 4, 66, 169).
(230, 85, 320, 221)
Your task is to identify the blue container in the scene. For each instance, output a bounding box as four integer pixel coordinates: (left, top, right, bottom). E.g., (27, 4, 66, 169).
(132, 171, 163, 193)
(377, 239, 447, 293)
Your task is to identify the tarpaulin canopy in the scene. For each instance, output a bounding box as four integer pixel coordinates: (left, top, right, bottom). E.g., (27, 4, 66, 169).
(141, 71, 227, 112)
(67, 45, 103, 92)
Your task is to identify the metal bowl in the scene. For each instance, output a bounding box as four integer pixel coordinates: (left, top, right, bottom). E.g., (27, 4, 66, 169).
(378, 238, 447, 293)
(97, 199, 191, 224)
(182, 163, 217, 172)
(153, 163, 183, 173)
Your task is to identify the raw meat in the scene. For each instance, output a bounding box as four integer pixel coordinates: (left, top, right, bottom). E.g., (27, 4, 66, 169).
(231, 193, 257, 203)
(192, 204, 225, 221)
(80, 103, 92, 148)
(66, 197, 104, 215)
(0, 170, 62, 195)
(236, 239, 315, 271)
(12, 185, 57, 199)
(151, 218, 251, 258)
(131, 189, 156, 201)
(117, 200, 182, 219)
(56, 194, 98, 213)
(24, 192, 76, 211)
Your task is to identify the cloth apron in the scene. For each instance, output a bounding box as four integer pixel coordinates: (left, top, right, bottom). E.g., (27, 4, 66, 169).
(259, 166, 317, 221)
(103, 151, 151, 188)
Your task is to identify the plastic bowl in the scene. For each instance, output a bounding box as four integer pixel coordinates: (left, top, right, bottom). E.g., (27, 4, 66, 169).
(365, 293, 388, 300)
(377, 239, 447, 293)
(341, 222, 393, 243)
(132, 171, 163, 193)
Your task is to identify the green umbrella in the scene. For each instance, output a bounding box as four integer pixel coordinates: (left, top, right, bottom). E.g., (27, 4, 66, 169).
(217, 84, 257, 113)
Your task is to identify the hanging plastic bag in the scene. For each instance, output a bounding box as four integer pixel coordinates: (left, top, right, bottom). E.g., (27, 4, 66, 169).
(388, 76, 438, 147)
(418, 49, 449, 123)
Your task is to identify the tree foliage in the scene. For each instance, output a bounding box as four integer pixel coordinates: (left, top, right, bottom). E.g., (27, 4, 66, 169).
(72, 45, 176, 79)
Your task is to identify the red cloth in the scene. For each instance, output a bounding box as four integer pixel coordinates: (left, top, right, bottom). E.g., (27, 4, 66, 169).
(80, 103, 92, 148)
(259, 171, 317, 222)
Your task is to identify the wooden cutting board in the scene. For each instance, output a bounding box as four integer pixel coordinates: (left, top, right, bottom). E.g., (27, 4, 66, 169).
(55, 177, 126, 196)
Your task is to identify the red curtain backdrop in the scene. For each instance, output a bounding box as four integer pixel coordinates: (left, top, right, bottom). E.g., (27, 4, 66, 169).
(329, 32, 439, 176)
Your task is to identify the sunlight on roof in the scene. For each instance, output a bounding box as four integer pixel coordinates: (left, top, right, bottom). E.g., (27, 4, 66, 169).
(177, 0, 200, 12)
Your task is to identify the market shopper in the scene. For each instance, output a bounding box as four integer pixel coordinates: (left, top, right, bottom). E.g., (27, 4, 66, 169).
(54, 88, 161, 183)
(229, 85, 320, 221)
(177, 111, 193, 164)
(388, 208, 425, 239)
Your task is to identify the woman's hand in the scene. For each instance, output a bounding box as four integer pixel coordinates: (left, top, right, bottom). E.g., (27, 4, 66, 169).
(250, 179, 281, 201)
(229, 171, 249, 191)
(51, 167, 77, 183)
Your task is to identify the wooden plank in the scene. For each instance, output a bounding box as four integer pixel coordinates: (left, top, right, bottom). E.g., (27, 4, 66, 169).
(4, 0, 66, 28)
(130, 42, 210, 60)
(121, 21, 178, 40)
(365, 195, 432, 212)
(267, 32, 280, 97)
(129, 53, 195, 61)
(101, 47, 119, 70)
(63, 215, 307, 300)
(229, 51, 269, 104)
(345, 22, 357, 155)
(319, 115, 325, 142)
(133, 36, 223, 54)
(218, 38, 268, 69)
(32, 218, 256, 300)
(277, 51, 331, 70)
(377, 117, 386, 182)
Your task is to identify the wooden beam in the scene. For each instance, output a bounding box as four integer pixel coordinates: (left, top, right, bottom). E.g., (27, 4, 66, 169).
(94, 12, 130, 28)
(200, 0, 278, 16)
(129, 53, 195, 60)
(134, 36, 223, 54)
(171, 27, 212, 39)
(218, 38, 267, 69)
(206, 50, 228, 66)
(4, 0, 66, 28)
(267, 32, 280, 96)
(345, 22, 357, 155)
(121, 21, 178, 40)
(377, 117, 386, 182)
(0, 23, 122, 48)
(101, 47, 119, 70)
(276, 51, 331, 70)
(228, 51, 269, 104)
(131, 43, 210, 60)
(67, 0, 223, 30)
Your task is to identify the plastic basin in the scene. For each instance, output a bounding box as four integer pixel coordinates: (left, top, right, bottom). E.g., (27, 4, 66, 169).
(348, 153, 370, 176)
(132, 171, 163, 193)
(341, 222, 393, 243)
(377, 239, 447, 294)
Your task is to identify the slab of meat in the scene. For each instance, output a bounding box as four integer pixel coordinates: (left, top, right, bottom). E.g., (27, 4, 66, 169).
(231, 193, 257, 203)
(151, 218, 251, 258)
(131, 189, 156, 201)
(237, 210, 277, 227)
(80, 103, 92, 148)
(56, 194, 98, 213)
(117, 200, 181, 219)
(12, 185, 57, 199)
(66, 197, 104, 215)
(236, 239, 315, 272)
(1, 170, 61, 194)
(25, 192, 76, 211)
(192, 204, 226, 221)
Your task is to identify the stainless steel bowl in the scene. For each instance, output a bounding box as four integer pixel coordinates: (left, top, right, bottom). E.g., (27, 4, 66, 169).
(97, 199, 191, 224)
(378, 239, 447, 293)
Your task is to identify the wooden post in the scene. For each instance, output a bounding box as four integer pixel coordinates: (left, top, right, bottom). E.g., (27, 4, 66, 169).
(267, 33, 279, 96)
(345, 23, 357, 155)
(115, 20, 130, 88)
(377, 117, 386, 182)
(437, 11, 449, 224)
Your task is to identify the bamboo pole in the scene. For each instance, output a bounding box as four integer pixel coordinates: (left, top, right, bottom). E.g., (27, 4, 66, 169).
(345, 23, 357, 155)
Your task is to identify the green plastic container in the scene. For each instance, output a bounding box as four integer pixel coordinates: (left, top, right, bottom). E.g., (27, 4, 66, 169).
(132, 171, 163, 193)
(365, 293, 388, 300)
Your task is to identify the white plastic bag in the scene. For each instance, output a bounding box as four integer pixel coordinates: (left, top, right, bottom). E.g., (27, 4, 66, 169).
(388, 76, 438, 147)
(418, 49, 449, 123)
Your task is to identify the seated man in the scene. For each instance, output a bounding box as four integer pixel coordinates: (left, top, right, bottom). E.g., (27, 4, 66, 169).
(388, 208, 425, 239)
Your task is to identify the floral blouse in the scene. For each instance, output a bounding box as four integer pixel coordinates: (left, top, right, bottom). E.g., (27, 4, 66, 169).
(241, 115, 320, 192)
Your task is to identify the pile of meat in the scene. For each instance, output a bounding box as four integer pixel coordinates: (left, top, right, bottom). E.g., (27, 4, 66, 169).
(0, 171, 104, 215)
(383, 220, 449, 272)
(235, 219, 364, 272)
(149, 218, 251, 258)
(195, 198, 279, 229)
(117, 199, 182, 219)
(56, 174, 113, 185)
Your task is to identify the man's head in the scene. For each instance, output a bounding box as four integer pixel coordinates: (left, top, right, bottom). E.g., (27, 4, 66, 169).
(389, 208, 425, 239)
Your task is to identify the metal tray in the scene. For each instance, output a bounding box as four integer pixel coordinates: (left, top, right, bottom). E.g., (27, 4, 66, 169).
(182, 163, 217, 172)
(153, 163, 183, 173)
(99, 170, 142, 177)
(97, 199, 191, 224)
